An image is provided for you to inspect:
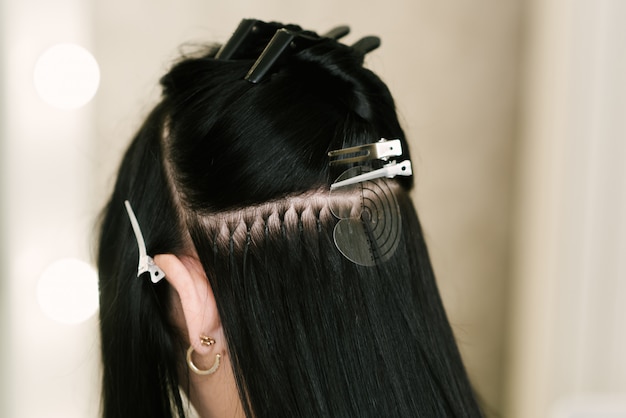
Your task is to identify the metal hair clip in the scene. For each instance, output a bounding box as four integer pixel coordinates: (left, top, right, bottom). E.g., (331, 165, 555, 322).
(124, 200, 165, 283)
(330, 160, 412, 190)
(328, 139, 412, 190)
(328, 138, 403, 166)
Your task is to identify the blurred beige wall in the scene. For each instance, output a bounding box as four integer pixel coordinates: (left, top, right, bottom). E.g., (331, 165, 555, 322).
(506, 0, 626, 417)
(0, 0, 7, 416)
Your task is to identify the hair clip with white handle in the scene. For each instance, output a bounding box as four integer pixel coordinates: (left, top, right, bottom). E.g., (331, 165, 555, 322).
(124, 200, 165, 283)
(330, 160, 412, 190)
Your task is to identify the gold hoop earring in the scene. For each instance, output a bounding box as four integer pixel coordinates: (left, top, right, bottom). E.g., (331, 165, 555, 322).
(187, 336, 221, 376)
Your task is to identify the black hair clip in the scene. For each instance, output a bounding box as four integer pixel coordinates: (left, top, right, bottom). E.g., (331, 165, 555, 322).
(322, 25, 350, 40)
(215, 19, 259, 60)
(245, 29, 381, 83)
(351, 36, 381, 55)
(215, 19, 287, 60)
(244, 28, 322, 83)
(217, 19, 380, 83)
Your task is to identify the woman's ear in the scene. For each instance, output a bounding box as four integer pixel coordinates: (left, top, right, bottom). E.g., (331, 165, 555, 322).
(154, 254, 220, 354)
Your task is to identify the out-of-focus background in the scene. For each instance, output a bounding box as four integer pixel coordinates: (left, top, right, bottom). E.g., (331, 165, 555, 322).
(1, 0, 625, 417)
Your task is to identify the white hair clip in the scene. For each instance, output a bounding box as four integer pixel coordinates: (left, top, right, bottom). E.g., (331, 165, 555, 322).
(124, 200, 165, 283)
(328, 138, 412, 190)
(330, 160, 412, 190)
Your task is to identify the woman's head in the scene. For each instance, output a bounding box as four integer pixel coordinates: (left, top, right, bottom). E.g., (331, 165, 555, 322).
(97, 20, 482, 418)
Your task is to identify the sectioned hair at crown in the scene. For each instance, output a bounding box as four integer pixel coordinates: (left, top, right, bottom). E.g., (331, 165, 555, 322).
(97, 19, 484, 418)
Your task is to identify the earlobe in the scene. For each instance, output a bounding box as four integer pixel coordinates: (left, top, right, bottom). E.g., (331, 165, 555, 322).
(153, 253, 220, 354)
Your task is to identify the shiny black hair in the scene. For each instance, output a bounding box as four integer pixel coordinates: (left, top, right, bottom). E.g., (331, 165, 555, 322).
(97, 21, 483, 418)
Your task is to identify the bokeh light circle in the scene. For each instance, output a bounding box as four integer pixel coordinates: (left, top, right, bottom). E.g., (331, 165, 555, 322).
(37, 258, 99, 324)
(33, 43, 100, 109)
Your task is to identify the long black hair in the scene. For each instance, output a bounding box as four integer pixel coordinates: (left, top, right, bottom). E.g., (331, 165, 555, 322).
(97, 21, 483, 418)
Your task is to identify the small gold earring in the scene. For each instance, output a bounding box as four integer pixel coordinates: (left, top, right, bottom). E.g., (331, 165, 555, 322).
(200, 335, 215, 347)
(186, 335, 221, 376)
